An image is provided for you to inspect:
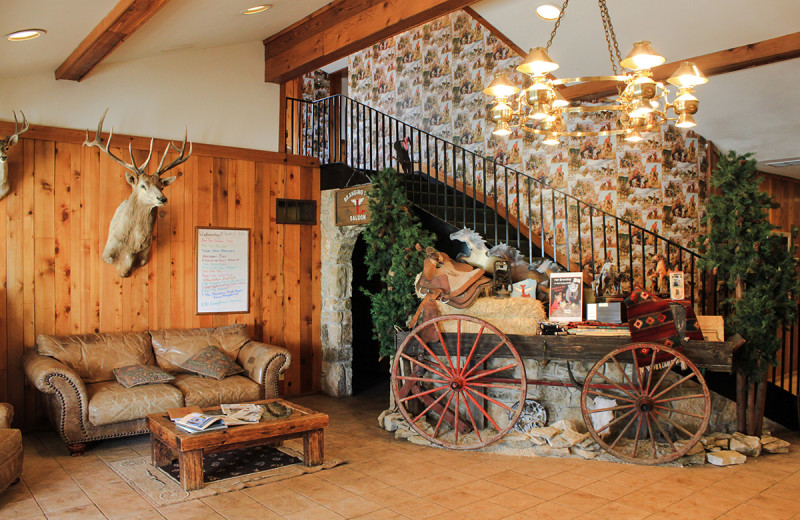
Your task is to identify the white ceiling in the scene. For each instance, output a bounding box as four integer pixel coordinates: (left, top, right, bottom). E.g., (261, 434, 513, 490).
(2, 0, 799, 177)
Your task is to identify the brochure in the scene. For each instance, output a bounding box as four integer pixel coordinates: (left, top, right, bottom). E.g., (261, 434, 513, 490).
(174, 412, 226, 432)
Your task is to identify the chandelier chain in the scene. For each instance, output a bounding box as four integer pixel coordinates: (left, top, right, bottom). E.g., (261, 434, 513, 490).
(598, 0, 623, 76)
(545, 0, 570, 51)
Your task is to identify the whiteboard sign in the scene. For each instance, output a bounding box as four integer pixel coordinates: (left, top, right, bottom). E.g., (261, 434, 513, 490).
(196, 227, 250, 314)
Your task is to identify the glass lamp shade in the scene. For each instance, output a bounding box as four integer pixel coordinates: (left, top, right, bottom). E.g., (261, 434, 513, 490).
(667, 62, 708, 87)
(620, 41, 665, 70)
(493, 121, 512, 136)
(552, 90, 569, 108)
(676, 113, 697, 128)
(674, 90, 699, 115)
(629, 98, 654, 119)
(492, 101, 513, 123)
(625, 129, 643, 142)
(517, 47, 560, 75)
(542, 133, 560, 145)
(483, 75, 520, 98)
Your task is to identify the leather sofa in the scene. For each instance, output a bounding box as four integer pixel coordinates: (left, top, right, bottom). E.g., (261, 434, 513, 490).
(0, 403, 23, 493)
(23, 324, 290, 455)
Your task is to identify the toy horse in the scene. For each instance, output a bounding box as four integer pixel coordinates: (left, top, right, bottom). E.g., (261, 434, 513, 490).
(450, 227, 496, 272)
(649, 254, 670, 294)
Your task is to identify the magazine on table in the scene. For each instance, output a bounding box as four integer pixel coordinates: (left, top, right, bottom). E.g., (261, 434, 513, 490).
(173, 412, 228, 433)
(220, 403, 264, 425)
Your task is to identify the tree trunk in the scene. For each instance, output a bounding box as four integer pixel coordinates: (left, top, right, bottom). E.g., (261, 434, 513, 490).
(753, 379, 767, 436)
(736, 369, 747, 433)
(746, 380, 756, 435)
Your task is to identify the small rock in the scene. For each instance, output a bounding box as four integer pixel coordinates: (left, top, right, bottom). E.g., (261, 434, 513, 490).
(708, 432, 732, 440)
(527, 426, 560, 440)
(548, 433, 572, 449)
(706, 450, 746, 466)
(394, 428, 417, 440)
(562, 429, 590, 447)
(529, 435, 548, 446)
(550, 419, 579, 433)
(680, 452, 707, 466)
(675, 440, 705, 456)
(730, 432, 762, 457)
(407, 435, 432, 446)
(578, 437, 598, 449)
(709, 446, 722, 452)
(714, 439, 730, 449)
(762, 439, 790, 454)
(503, 432, 534, 449)
(533, 445, 570, 457)
(760, 435, 780, 445)
(571, 447, 598, 459)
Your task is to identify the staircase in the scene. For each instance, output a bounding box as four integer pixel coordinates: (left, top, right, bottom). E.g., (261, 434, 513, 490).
(287, 94, 800, 428)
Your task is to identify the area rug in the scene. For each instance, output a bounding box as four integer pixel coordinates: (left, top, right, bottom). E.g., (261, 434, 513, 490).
(106, 443, 344, 507)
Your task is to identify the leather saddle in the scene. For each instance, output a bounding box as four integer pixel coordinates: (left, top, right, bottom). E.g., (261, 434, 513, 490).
(416, 248, 491, 309)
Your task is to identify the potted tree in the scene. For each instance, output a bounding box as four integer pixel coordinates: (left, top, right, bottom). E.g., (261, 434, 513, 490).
(695, 151, 798, 435)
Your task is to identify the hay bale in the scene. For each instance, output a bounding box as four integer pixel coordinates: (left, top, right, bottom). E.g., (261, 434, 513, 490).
(435, 297, 546, 335)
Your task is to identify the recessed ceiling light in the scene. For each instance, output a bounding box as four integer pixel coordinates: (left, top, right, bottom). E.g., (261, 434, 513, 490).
(536, 4, 561, 21)
(241, 4, 272, 15)
(6, 28, 47, 41)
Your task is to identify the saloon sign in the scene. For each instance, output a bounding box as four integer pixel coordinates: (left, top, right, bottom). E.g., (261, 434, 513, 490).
(335, 184, 373, 226)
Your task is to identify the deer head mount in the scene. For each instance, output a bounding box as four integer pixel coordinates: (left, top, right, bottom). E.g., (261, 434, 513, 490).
(0, 111, 30, 199)
(84, 110, 192, 277)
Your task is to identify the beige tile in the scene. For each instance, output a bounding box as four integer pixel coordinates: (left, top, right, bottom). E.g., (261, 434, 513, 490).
(723, 503, 794, 520)
(360, 485, 417, 507)
(33, 488, 94, 514)
(351, 508, 407, 520)
(552, 490, 611, 513)
(590, 501, 651, 520)
(283, 504, 346, 520)
(0, 480, 32, 504)
(388, 497, 448, 520)
(158, 499, 218, 520)
(201, 490, 257, 512)
(487, 489, 544, 510)
(218, 502, 284, 520)
(243, 482, 295, 502)
(517, 479, 571, 500)
(45, 503, 107, 520)
(521, 500, 582, 520)
(453, 499, 515, 520)
(264, 491, 319, 516)
(107, 510, 166, 520)
(325, 495, 382, 518)
(0, 497, 45, 518)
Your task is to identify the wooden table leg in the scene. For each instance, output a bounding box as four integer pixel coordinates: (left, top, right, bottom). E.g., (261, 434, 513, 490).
(303, 429, 324, 467)
(150, 435, 173, 467)
(179, 449, 204, 491)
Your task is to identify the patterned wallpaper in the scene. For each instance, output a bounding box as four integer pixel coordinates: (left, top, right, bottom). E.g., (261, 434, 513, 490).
(346, 11, 710, 281)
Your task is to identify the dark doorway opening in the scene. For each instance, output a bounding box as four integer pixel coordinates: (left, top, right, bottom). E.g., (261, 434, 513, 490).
(351, 234, 390, 394)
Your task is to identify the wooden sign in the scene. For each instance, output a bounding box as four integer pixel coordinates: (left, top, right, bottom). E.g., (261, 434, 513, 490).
(195, 227, 250, 314)
(335, 185, 372, 226)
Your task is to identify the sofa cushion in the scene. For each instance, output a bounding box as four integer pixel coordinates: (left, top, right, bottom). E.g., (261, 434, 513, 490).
(36, 332, 154, 383)
(86, 381, 184, 426)
(151, 326, 250, 373)
(179, 346, 244, 380)
(113, 364, 175, 388)
(0, 428, 23, 494)
(170, 374, 260, 407)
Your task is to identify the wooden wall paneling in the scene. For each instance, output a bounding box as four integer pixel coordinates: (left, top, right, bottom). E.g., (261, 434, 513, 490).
(235, 159, 256, 330)
(33, 140, 56, 340)
(268, 162, 287, 395)
(0, 147, 9, 403)
(310, 166, 322, 392)
(67, 144, 83, 334)
(181, 157, 197, 328)
(195, 156, 214, 329)
(283, 166, 302, 393)
(98, 153, 126, 334)
(54, 143, 73, 336)
(82, 146, 101, 335)
(21, 140, 37, 427)
(251, 161, 266, 342)
(211, 157, 230, 329)
(5, 146, 24, 414)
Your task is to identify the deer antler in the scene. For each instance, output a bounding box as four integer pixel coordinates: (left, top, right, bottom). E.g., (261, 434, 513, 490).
(155, 126, 192, 176)
(6, 111, 30, 141)
(83, 109, 144, 174)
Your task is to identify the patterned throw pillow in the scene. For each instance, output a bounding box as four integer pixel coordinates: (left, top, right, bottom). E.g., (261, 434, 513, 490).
(179, 346, 244, 380)
(113, 364, 175, 388)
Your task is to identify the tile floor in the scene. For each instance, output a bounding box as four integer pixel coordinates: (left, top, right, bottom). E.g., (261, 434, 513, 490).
(2, 385, 800, 520)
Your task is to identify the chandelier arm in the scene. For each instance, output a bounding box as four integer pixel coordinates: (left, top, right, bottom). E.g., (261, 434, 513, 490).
(545, 0, 570, 51)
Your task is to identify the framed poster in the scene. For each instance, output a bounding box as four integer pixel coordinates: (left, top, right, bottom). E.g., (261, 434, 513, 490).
(669, 271, 685, 300)
(195, 227, 250, 314)
(549, 272, 583, 323)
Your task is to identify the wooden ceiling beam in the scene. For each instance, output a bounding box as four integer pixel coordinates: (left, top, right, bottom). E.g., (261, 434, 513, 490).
(561, 31, 800, 101)
(263, 0, 480, 84)
(55, 0, 172, 82)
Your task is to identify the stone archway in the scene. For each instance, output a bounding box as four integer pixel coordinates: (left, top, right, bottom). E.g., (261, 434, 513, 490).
(319, 191, 365, 396)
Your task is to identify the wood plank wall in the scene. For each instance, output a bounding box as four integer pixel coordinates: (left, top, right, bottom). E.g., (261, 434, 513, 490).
(0, 121, 321, 429)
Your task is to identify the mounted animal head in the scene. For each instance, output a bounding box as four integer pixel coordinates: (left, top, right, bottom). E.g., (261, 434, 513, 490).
(0, 111, 30, 199)
(84, 109, 191, 208)
(84, 110, 192, 278)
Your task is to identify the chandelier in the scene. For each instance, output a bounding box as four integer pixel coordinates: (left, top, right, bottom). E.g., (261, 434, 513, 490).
(483, 0, 708, 145)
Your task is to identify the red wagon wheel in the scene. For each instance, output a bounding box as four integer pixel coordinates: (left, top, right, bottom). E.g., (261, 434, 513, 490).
(580, 342, 710, 465)
(391, 315, 527, 450)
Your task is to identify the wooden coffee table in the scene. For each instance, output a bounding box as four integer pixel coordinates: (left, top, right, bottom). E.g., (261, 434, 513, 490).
(146, 399, 329, 491)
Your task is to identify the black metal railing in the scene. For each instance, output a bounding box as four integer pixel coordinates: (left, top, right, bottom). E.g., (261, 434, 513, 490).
(286, 93, 800, 400)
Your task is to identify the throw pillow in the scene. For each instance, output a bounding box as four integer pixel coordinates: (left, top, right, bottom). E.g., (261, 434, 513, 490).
(624, 288, 682, 349)
(179, 346, 244, 380)
(113, 364, 175, 388)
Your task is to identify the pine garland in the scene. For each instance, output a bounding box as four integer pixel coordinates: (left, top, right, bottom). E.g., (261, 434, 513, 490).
(361, 168, 435, 357)
(694, 151, 799, 381)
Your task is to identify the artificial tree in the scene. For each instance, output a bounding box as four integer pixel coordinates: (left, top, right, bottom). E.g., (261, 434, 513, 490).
(694, 150, 798, 435)
(362, 167, 435, 357)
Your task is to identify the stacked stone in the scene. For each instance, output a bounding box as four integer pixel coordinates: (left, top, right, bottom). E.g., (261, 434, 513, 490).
(700, 431, 791, 466)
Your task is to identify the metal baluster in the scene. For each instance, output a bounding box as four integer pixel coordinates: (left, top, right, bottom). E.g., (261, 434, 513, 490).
(564, 195, 570, 268)
(539, 187, 545, 256)
(551, 189, 557, 266)
(505, 166, 510, 245)
(516, 172, 522, 252)
(577, 200, 583, 273)
(527, 179, 533, 261)
(472, 153, 477, 233)
(602, 213, 608, 268)
(614, 217, 620, 276)
(641, 229, 646, 290)
(589, 207, 595, 282)
(628, 222, 634, 293)
(434, 140, 440, 219)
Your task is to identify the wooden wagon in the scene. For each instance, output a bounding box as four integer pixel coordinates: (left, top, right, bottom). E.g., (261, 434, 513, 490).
(392, 315, 744, 465)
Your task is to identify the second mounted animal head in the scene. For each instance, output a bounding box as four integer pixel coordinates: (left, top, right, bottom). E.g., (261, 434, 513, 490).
(84, 110, 191, 207)
(0, 111, 30, 199)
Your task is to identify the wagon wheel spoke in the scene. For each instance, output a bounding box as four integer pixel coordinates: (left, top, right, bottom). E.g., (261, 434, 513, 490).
(459, 325, 485, 377)
(590, 369, 638, 400)
(433, 390, 456, 439)
(645, 413, 657, 459)
(454, 391, 461, 444)
(467, 382, 524, 391)
(585, 389, 636, 403)
(461, 391, 483, 443)
(465, 363, 518, 382)
(652, 409, 696, 439)
(647, 356, 678, 396)
(462, 340, 508, 379)
(412, 388, 451, 422)
(464, 386, 514, 412)
(645, 348, 657, 394)
(609, 410, 640, 450)
(651, 412, 678, 453)
(412, 333, 457, 376)
(652, 404, 707, 420)
(463, 387, 502, 432)
(456, 319, 463, 373)
(434, 326, 458, 374)
(612, 355, 640, 399)
(655, 394, 706, 404)
(586, 403, 636, 414)
(630, 349, 645, 394)
(400, 352, 450, 381)
(596, 407, 637, 435)
(632, 414, 645, 458)
(652, 372, 699, 401)
(396, 375, 449, 385)
(402, 384, 448, 404)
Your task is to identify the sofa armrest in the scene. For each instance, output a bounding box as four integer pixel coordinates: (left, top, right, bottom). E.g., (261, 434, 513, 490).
(0, 403, 13, 429)
(237, 341, 291, 399)
(23, 351, 91, 443)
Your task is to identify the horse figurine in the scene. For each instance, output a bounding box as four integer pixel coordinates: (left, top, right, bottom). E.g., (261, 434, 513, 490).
(593, 258, 620, 297)
(649, 254, 670, 294)
(450, 227, 496, 273)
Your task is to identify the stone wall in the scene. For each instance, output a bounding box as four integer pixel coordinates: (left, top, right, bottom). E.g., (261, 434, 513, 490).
(319, 190, 365, 396)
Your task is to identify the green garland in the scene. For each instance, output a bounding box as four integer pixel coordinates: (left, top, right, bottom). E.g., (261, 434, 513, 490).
(693, 151, 799, 381)
(362, 168, 435, 357)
